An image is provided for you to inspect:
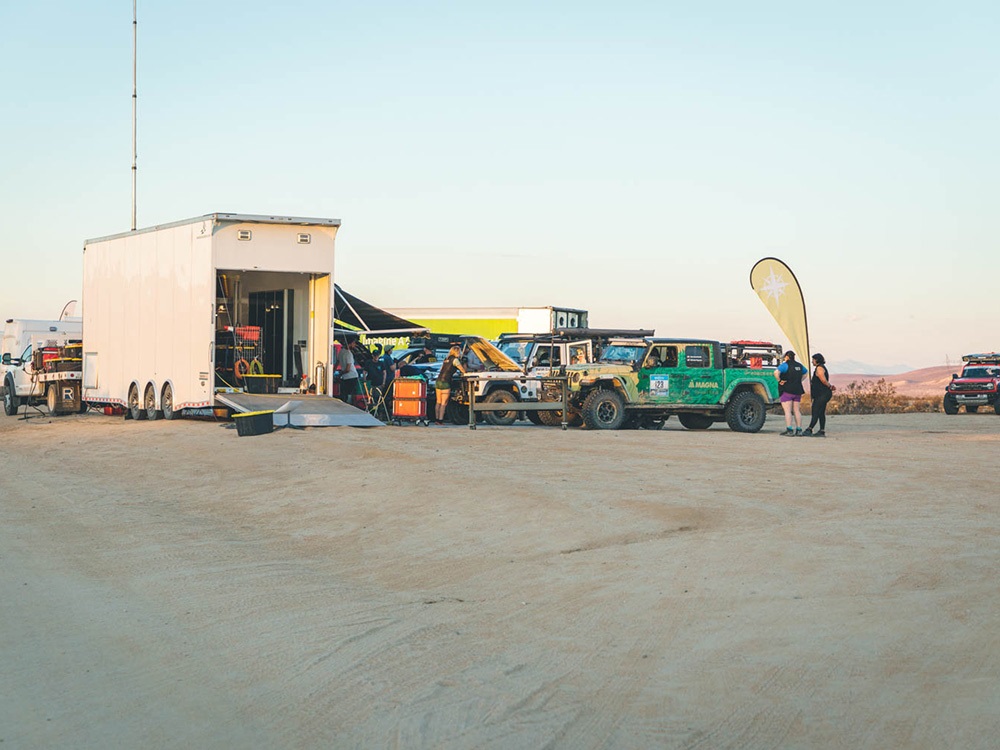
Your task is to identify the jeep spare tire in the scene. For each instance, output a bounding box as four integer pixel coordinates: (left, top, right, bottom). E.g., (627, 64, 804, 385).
(725, 391, 767, 433)
(582, 389, 626, 430)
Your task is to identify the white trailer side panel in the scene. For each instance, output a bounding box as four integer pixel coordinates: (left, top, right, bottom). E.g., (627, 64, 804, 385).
(83, 220, 214, 409)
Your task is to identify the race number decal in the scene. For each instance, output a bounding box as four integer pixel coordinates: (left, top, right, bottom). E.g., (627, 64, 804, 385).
(649, 374, 669, 397)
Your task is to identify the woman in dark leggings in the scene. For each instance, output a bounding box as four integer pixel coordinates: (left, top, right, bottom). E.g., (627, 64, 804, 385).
(804, 352, 835, 436)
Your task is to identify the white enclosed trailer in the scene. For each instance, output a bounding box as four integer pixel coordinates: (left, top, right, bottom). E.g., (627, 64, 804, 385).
(82, 213, 339, 419)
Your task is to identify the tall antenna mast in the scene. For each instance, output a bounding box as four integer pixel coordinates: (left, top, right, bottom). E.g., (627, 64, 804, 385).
(131, 0, 137, 231)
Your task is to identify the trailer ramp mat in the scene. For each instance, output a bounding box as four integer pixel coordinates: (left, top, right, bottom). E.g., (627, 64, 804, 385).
(216, 393, 382, 427)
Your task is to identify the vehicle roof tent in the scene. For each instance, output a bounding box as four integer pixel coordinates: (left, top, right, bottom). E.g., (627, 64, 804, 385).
(333, 285, 427, 336)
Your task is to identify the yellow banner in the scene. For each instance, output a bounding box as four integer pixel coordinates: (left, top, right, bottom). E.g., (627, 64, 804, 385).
(750, 257, 809, 371)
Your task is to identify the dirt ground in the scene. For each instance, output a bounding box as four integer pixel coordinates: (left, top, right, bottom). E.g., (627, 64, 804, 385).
(2, 410, 998, 749)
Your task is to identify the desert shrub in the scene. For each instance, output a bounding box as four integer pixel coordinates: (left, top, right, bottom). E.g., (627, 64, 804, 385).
(824, 379, 943, 415)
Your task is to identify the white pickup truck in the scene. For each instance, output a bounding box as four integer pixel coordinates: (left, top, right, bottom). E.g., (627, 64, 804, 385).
(2, 317, 83, 416)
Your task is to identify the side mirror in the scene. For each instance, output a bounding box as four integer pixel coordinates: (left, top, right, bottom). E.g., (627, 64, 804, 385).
(952, 373, 958, 379)
(1, 353, 10, 365)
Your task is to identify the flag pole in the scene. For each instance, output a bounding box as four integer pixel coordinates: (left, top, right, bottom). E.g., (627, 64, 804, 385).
(131, 0, 137, 231)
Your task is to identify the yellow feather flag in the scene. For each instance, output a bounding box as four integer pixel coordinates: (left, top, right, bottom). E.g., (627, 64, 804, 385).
(750, 257, 810, 372)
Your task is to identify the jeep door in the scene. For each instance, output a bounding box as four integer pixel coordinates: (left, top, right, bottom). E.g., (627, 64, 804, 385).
(637, 344, 681, 404)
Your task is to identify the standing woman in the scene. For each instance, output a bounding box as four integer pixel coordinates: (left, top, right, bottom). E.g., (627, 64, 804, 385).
(804, 353, 835, 436)
(775, 350, 807, 436)
(434, 345, 467, 425)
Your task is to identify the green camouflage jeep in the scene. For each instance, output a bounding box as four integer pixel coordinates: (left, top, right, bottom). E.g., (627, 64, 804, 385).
(566, 338, 780, 431)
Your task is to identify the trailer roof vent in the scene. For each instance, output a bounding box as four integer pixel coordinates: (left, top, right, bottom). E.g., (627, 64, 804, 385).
(297, 233, 311, 244)
(237, 229, 253, 241)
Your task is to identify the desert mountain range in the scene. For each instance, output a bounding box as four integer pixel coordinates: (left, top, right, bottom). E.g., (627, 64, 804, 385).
(829, 365, 954, 397)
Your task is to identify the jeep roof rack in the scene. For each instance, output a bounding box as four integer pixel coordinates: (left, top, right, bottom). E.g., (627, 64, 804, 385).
(962, 352, 1000, 364)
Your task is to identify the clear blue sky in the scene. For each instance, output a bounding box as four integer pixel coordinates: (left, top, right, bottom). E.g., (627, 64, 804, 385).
(2, 1, 997, 370)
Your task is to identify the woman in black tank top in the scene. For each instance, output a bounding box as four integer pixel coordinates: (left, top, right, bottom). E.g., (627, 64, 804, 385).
(804, 352, 835, 436)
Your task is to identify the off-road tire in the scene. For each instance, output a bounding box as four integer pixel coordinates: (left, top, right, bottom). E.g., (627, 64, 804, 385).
(526, 410, 544, 425)
(483, 389, 518, 426)
(966, 405, 979, 414)
(943, 395, 958, 415)
(582, 389, 626, 430)
(725, 391, 767, 433)
(3, 376, 19, 416)
(994, 399, 1000, 416)
(678, 413, 713, 430)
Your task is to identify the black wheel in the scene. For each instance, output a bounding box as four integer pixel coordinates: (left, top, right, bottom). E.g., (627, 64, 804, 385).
(582, 389, 626, 430)
(640, 415, 666, 430)
(994, 400, 1000, 416)
(678, 413, 713, 430)
(966, 405, 979, 414)
(527, 410, 544, 425)
(943, 395, 958, 415)
(447, 401, 469, 425)
(725, 391, 767, 433)
(3, 376, 19, 416)
(483, 389, 518, 426)
(161, 384, 179, 420)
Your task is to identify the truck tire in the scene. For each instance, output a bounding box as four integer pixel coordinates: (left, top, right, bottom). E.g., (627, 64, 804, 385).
(582, 389, 626, 430)
(527, 410, 544, 425)
(483, 389, 518, 426)
(47, 384, 62, 415)
(678, 413, 713, 430)
(3, 376, 19, 416)
(145, 384, 160, 421)
(943, 395, 958, 415)
(995, 399, 1000, 416)
(725, 391, 767, 433)
(128, 384, 146, 421)
(966, 405, 979, 414)
(161, 384, 179, 420)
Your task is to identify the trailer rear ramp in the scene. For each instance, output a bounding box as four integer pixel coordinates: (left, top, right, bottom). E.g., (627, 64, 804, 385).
(215, 393, 382, 427)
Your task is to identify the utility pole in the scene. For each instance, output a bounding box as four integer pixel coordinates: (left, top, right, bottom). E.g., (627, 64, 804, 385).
(131, 1, 138, 231)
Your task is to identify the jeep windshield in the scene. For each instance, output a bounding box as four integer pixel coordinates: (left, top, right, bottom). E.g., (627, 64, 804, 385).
(497, 340, 531, 365)
(599, 344, 646, 364)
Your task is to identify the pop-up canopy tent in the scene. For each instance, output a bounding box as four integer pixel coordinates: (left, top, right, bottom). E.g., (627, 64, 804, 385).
(333, 285, 428, 336)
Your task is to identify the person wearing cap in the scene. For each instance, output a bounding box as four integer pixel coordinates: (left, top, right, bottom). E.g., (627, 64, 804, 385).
(379, 344, 397, 389)
(411, 344, 436, 366)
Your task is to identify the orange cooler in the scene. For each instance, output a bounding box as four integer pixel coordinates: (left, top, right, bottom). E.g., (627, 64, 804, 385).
(393, 378, 427, 400)
(392, 398, 427, 419)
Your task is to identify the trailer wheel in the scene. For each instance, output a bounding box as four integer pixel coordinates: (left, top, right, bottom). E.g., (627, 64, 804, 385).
(128, 384, 145, 421)
(145, 384, 160, 421)
(3, 376, 19, 416)
(161, 384, 179, 420)
(483, 389, 518, 426)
